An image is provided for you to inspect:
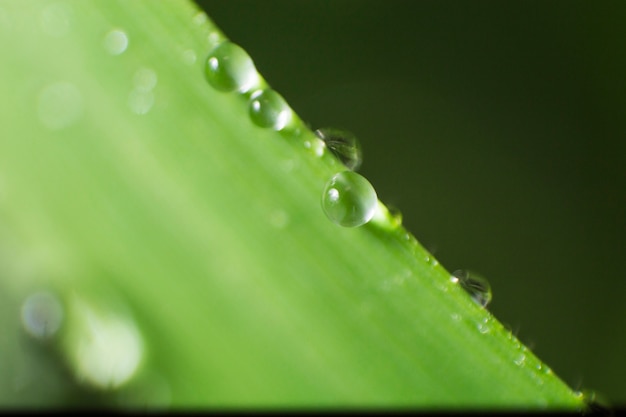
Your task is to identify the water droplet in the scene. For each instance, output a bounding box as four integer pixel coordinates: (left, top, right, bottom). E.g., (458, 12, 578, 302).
(451, 313, 461, 322)
(387, 205, 403, 226)
(63, 295, 143, 389)
(303, 138, 325, 157)
(321, 171, 377, 228)
(207, 32, 222, 48)
(182, 49, 197, 65)
(40, 3, 72, 37)
(477, 320, 490, 334)
(514, 354, 526, 366)
(103, 28, 128, 56)
(450, 269, 492, 308)
(128, 90, 154, 115)
(248, 89, 292, 130)
(314, 128, 362, 171)
(192, 11, 208, 26)
(133, 67, 157, 92)
(204, 41, 259, 93)
(21, 291, 64, 340)
(37, 81, 83, 130)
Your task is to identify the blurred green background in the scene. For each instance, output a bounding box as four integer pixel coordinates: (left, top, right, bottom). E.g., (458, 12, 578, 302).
(199, 0, 626, 405)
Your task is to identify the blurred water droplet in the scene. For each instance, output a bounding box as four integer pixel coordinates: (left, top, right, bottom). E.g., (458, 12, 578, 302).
(128, 90, 154, 115)
(451, 313, 461, 322)
(192, 11, 208, 26)
(321, 171, 377, 228)
(37, 81, 83, 130)
(21, 291, 64, 340)
(450, 269, 492, 308)
(181, 49, 197, 65)
(314, 128, 362, 170)
(63, 295, 143, 389)
(387, 205, 403, 226)
(204, 41, 259, 93)
(207, 32, 222, 48)
(103, 28, 128, 56)
(40, 3, 72, 37)
(249, 89, 292, 130)
(514, 354, 526, 366)
(303, 138, 325, 157)
(133, 67, 157, 92)
(477, 320, 490, 334)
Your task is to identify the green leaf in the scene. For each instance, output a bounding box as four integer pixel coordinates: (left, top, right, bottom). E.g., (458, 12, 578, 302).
(0, 0, 585, 409)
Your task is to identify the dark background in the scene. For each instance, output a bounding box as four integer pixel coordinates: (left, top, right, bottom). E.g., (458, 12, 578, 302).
(198, 0, 626, 405)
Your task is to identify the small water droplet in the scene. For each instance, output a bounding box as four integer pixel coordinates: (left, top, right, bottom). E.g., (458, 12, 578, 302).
(133, 67, 157, 92)
(387, 205, 403, 226)
(37, 81, 83, 130)
(314, 128, 362, 171)
(248, 89, 292, 130)
(204, 41, 259, 93)
(128, 90, 154, 115)
(40, 3, 72, 37)
(304, 138, 325, 157)
(477, 321, 490, 334)
(207, 32, 222, 49)
(192, 11, 208, 26)
(451, 313, 461, 322)
(321, 171, 377, 228)
(450, 269, 492, 308)
(21, 291, 64, 340)
(514, 354, 526, 366)
(103, 28, 128, 56)
(182, 49, 197, 65)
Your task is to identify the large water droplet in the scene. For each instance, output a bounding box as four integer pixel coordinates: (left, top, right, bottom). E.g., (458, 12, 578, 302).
(322, 171, 377, 228)
(103, 28, 128, 56)
(204, 41, 259, 93)
(21, 291, 64, 340)
(37, 81, 83, 130)
(248, 89, 292, 130)
(63, 295, 143, 389)
(314, 128, 362, 171)
(451, 269, 492, 308)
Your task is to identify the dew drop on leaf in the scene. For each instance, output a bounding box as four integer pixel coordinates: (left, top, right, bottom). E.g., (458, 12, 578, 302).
(314, 127, 362, 171)
(248, 89, 292, 130)
(451, 269, 492, 308)
(322, 171, 377, 228)
(204, 41, 259, 93)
